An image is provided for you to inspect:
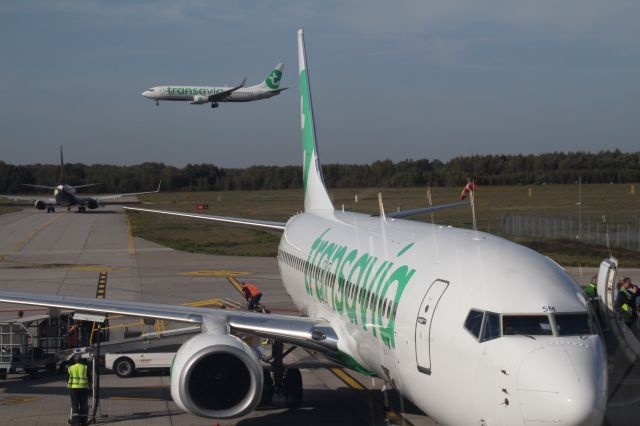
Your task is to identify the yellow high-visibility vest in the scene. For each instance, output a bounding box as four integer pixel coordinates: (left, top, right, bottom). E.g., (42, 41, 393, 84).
(68, 363, 89, 389)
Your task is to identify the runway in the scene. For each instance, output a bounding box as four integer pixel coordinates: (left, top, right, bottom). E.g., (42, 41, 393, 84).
(0, 206, 434, 425)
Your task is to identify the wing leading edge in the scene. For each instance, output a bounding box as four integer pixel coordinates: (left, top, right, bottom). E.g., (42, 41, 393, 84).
(94, 181, 162, 201)
(0, 291, 337, 353)
(208, 78, 247, 102)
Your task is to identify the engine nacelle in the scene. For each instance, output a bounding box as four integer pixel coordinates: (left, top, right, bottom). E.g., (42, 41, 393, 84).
(190, 95, 207, 105)
(86, 199, 99, 209)
(171, 333, 263, 419)
(34, 200, 46, 210)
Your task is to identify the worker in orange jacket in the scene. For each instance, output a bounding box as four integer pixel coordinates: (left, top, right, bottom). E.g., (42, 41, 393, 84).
(241, 282, 262, 311)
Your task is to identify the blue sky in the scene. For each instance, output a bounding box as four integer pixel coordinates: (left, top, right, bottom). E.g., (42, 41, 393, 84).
(1, 1, 638, 167)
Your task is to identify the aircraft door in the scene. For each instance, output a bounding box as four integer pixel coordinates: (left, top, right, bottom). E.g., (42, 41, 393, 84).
(415, 279, 449, 375)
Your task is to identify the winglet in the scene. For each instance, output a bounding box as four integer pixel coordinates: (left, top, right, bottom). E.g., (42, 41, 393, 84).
(298, 29, 333, 211)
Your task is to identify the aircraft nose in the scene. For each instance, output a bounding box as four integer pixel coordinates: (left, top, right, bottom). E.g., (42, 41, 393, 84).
(142, 91, 150, 98)
(517, 338, 607, 425)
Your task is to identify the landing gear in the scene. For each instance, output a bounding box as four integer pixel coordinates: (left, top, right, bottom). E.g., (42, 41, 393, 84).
(264, 341, 303, 408)
(211, 102, 219, 109)
(283, 367, 303, 407)
(46, 206, 55, 213)
(77, 206, 86, 213)
(155, 101, 159, 106)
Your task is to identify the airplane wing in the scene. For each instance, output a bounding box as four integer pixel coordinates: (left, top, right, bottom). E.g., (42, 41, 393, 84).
(70, 183, 102, 190)
(0, 194, 55, 204)
(207, 78, 247, 102)
(123, 206, 287, 232)
(93, 182, 162, 202)
(384, 200, 470, 219)
(22, 184, 57, 190)
(0, 291, 338, 353)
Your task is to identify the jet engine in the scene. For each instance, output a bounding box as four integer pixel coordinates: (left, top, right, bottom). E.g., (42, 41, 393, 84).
(86, 199, 99, 209)
(190, 95, 207, 105)
(171, 333, 263, 419)
(34, 200, 46, 210)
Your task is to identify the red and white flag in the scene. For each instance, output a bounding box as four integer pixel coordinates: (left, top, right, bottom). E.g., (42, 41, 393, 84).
(459, 181, 477, 200)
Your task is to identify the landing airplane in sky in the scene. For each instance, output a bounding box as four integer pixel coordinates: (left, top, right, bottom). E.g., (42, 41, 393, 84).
(0, 147, 161, 213)
(142, 63, 286, 109)
(0, 30, 606, 425)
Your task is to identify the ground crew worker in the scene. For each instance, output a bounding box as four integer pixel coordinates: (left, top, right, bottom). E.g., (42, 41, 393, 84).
(66, 323, 79, 349)
(241, 282, 262, 311)
(584, 275, 598, 298)
(68, 354, 90, 426)
(616, 279, 637, 327)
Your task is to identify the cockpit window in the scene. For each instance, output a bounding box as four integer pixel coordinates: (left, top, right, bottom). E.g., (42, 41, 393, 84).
(464, 309, 484, 339)
(555, 313, 593, 336)
(481, 312, 501, 341)
(503, 315, 553, 336)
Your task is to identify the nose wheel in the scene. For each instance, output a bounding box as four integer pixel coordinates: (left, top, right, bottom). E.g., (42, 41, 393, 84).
(155, 101, 159, 106)
(211, 102, 219, 109)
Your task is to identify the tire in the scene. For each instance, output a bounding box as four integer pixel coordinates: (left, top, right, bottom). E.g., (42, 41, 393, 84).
(261, 368, 274, 405)
(114, 357, 135, 378)
(283, 368, 302, 408)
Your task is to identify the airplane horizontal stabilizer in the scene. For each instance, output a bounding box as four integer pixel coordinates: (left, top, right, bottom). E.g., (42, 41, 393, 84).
(384, 200, 470, 219)
(123, 206, 286, 231)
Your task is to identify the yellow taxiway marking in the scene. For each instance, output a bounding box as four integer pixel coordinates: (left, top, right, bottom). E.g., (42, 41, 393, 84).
(11, 214, 64, 253)
(70, 266, 127, 272)
(181, 298, 225, 307)
(0, 396, 38, 406)
(329, 368, 366, 390)
(126, 214, 136, 256)
(178, 270, 251, 277)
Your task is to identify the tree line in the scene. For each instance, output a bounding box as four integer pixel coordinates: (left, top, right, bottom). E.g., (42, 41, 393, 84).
(0, 150, 638, 193)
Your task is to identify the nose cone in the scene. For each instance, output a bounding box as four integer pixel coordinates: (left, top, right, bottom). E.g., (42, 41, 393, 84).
(142, 90, 151, 98)
(518, 338, 607, 425)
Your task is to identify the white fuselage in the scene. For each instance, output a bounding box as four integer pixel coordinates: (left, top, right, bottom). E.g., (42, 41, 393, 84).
(142, 85, 279, 104)
(277, 210, 607, 425)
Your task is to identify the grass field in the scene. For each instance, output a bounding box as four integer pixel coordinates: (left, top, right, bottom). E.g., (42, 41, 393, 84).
(128, 184, 640, 267)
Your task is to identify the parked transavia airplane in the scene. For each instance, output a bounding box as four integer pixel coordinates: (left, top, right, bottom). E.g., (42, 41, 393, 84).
(0, 30, 606, 425)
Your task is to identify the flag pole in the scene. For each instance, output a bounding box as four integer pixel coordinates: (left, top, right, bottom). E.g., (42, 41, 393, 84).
(470, 180, 478, 235)
(426, 184, 434, 224)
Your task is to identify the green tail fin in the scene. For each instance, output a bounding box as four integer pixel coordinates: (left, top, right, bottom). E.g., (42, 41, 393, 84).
(298, 30, 333, 211)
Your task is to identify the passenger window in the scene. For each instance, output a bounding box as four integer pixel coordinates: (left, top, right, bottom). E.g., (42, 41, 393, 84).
(481, 312, 501, 341)
(464, 310, 484, 339)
